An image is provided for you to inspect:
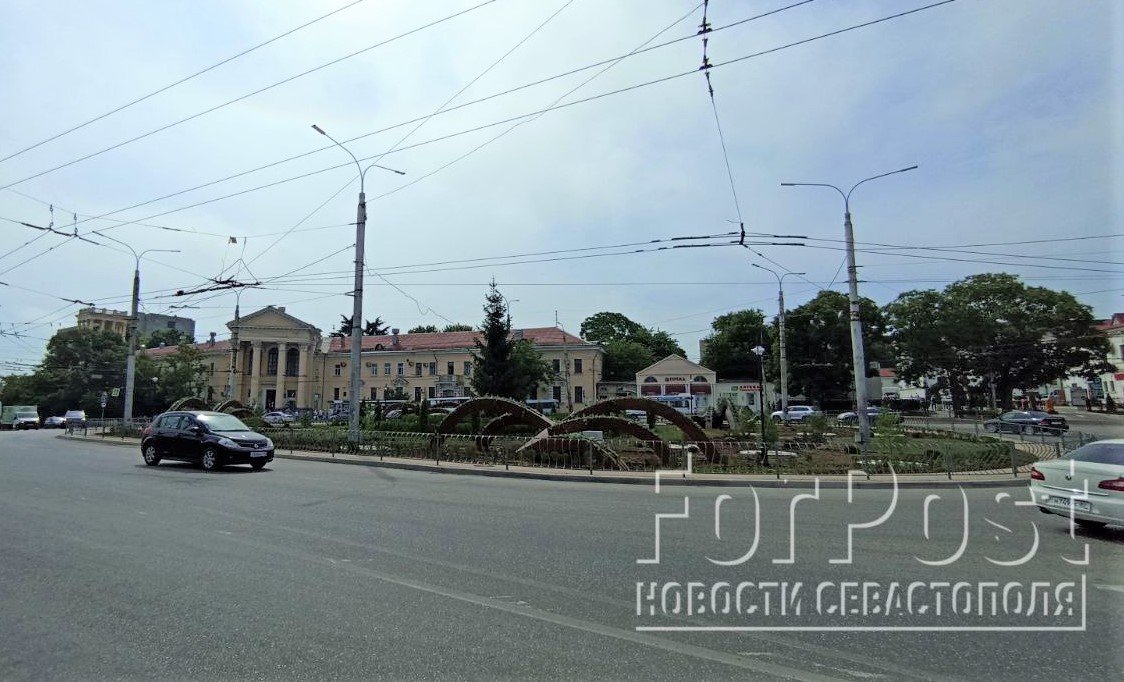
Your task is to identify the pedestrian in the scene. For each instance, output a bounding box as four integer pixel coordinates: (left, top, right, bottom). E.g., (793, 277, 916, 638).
(1085, 395, 1093, 412)
(1106, 395, 1116, 413)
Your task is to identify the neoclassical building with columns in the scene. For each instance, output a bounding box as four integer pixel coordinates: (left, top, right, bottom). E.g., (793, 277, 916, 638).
(144, 305, 603, 412)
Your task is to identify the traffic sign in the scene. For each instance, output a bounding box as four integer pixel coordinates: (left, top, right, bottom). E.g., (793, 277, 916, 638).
(100, 392, 108, 408)
(111, 387, 121, 397)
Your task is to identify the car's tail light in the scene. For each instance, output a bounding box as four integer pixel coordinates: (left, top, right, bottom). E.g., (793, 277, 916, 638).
(1097, 478, 1124, 492)
(1030, 467, 1045, 480)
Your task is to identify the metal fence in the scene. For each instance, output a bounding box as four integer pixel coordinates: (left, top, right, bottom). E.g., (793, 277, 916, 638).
(63, 418, 1108, 479)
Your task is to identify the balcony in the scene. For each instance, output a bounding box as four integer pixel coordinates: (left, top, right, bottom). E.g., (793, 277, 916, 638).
(436, 374, 463, 390)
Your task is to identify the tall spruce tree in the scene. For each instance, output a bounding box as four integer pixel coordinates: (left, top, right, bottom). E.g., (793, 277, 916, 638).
(470, 283, 552, 398)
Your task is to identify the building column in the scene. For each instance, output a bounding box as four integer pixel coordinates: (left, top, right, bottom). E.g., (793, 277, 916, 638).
(275, 342, 288, 410)
(295, 343, 309, 409)
(249, 340, 262, 409)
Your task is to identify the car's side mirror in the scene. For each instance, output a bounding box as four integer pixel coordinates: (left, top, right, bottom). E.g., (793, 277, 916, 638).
(190, 424, 203, 435)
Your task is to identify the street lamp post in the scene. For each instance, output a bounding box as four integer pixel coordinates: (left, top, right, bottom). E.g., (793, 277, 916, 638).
(751, 344, 768, 465)
(751, 263, 804, 421)
(98, 235, 179, 423)
(311, 124, 405, 445)
(781, 165, 916, 453)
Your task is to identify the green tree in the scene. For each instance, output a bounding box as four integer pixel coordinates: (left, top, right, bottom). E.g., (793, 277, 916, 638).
(701, 309, 769, 380)
(886, 274, 1112, 410)
(470, 283, 553, 398)
(0, 328, 130, 417)
(580, 311, 684, 380)
(363, 317, 390, 336)
(601, 340, 655, 381)
(133, 342, 209, 415)
(140, 328, 192, 349)
(330, 315, 391, 337)
(442, 323, 473, 332)
(408, 325, 440, 334)
(784, 291, 889, 403)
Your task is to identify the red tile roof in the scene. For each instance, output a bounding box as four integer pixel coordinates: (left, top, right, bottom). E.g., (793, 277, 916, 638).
(1096, 313, 1124, 331)
(328, 327, 588, 353)
(142, 340, 231, 357)
(140, 327, 591, 357)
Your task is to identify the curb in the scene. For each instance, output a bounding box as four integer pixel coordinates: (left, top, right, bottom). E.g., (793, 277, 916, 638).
(58, 434, 1030, 489)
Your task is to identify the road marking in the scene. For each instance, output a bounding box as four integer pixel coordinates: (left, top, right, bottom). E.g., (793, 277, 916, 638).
(1094, 584, 1124, 593)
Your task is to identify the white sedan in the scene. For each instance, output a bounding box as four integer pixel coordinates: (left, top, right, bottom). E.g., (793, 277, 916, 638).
(1030, 439, 1124, 530)
(262, 411, 296, 425)
(770, 405, 821, 422)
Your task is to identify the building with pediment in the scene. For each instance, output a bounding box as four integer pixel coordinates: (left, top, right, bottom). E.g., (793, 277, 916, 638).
(143, 306, 603, 411)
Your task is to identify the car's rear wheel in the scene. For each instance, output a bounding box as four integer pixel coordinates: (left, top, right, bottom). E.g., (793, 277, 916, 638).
(1075, 519, 1107, 530)
(251, 460, 267, 470)
(1022, 424, 1036, 435)
(142, 444, 161, 466)
(200, 447, 221, 471)
(985, 423, 999, 433)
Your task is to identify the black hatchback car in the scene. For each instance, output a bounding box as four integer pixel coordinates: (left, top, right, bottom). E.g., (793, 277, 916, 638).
(141, 411, 274, 470)
(983, 410, 1069, 435)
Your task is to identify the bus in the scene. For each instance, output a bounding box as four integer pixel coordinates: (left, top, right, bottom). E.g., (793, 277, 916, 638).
(525, 398, 560, 415)
(430, 396, 472, 410)
(649, 394, 699, 416)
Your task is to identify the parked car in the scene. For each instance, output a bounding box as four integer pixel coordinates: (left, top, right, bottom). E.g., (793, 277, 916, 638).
(770, 405, 821, 422)
(837, 406, 900, 425)
(64, 410, 87, 429)
(984, 410, 1068, 435)
(262, 411, 296, 426)
(140, 410, 274, 471)
(44, 416, 67, 429)
(13, 411, 40, 430)
(1030, 439, 1124, 529)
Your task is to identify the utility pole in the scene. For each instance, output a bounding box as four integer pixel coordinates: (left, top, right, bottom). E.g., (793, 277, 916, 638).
(753, 344, 768, 465)
(312, 123, 404, 445)
(557, 311, 573, 413)
(226, 292, 241, 401)
(782, 165, 917, 455)
(98, 235, 178, 422)
(124, 266, 140, 422)
(751, 263, 803, 420)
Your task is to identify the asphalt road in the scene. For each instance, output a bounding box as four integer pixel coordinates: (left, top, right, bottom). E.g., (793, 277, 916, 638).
(2, 430, 1122, 681)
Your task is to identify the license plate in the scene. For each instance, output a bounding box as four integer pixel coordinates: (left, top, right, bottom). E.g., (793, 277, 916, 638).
(1047, 496, 1091, 512)
(250, 451, 268, 458)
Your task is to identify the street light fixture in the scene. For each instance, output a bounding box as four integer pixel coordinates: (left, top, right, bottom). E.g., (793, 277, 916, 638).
(781, 165, 917, 453)
(97, 233, 179, 423)
(751, 344, 768, 465)
(750, 262, 804, 420)
(311, 124, 405, 446)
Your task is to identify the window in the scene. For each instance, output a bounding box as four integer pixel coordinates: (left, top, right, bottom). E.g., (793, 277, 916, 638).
(428, 386, 437, 398)
(574, 386, 585, 403)
(384, 363, 391, 376)
(552, 385, 562, 402)
(429, 362, 437, 376)
(208, 362, 214, 376)
(447, 362, 455, 375)
(415, 362, 423, 376)
(574, 358, 583, 374)
(370, 387, 377, 400)
(464, 361, 473, 376)
(370, 364, 378, 376)
(414, 387, 423, 401)
(266, 348, 278, 376)
(692, 375, 708, 383)
(644, 376, 658, 383)
(333, 387, 340, 400)
(285, 348, 299, 376)
(397, 363, 405, 376)
(334, 364, 342, 376)
(552, 359, 560, 373)
(166, 320, 176, 329)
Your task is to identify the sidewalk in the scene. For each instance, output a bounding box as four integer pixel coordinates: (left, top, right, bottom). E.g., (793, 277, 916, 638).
(59, 432, 1031, 489)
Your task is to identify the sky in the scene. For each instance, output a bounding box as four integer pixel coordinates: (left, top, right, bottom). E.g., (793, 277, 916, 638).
(0, 0, 1119, 373)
